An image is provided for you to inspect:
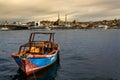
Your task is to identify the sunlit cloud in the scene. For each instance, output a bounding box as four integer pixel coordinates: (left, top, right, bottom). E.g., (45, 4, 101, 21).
(0, 0, 120, 22)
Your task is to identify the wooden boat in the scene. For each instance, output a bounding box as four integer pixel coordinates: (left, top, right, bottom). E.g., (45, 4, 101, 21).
(11, 32, 59, 75)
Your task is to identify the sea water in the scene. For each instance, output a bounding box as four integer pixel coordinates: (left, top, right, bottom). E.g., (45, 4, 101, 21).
(0, 29, 120, 80)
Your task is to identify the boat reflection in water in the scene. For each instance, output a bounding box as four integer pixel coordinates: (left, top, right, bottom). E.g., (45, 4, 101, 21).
(12, 60, 60, 80)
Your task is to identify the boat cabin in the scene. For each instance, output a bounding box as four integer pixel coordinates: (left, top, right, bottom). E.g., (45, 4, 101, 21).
(17, 32, 58, 58)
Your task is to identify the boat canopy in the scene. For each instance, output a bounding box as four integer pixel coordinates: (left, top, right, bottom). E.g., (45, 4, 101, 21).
(18, 32, 57, 55)
(29, 32, 55, 42)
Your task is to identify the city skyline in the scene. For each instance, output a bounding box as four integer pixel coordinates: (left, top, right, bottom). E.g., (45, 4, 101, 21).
(0, 0, 120, 22)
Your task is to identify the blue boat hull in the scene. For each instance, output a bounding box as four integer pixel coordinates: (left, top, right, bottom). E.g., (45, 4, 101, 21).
(13, 53, 59, 75)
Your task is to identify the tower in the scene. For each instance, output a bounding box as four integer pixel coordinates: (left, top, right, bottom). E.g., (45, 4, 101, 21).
(65, 14, 67, 25)
(58, 13, 60, 20)
(57, 13, 61, 25)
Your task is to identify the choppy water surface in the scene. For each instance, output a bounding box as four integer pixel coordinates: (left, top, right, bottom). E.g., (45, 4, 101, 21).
(0, 29, 120, 80)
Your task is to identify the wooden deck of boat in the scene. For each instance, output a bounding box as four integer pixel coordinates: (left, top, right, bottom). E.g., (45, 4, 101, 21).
(12, 41, 58, 58)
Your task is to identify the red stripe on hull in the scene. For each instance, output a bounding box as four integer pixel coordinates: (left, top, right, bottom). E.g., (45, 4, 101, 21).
(19, 59, 37, 74)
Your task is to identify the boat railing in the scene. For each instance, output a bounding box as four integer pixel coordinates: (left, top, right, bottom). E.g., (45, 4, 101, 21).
(18, 41, 57, 56)
(29, 32, 55, 42)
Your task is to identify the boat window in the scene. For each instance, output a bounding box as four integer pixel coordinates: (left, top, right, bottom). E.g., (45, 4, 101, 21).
(32, 34, 50, 42)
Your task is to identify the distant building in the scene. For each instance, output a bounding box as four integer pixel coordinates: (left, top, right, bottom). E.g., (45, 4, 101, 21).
(53, 13, 65, 26)
(35, 21, 40, 26)
(13, 21, 22, 25)
(27, 21, 40, 27)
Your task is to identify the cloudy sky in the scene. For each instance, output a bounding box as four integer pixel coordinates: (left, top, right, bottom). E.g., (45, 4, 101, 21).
(0, 0, 120, 22)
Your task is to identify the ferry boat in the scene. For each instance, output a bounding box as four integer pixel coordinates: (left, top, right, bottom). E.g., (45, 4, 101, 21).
(0, 27, 9, 31)
(11, 32, 59, 75)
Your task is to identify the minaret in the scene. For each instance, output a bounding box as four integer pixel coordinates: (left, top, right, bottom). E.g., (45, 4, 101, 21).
(57, 13, 60, 25)
(58, 13, 60, 20)
(65, 14, 67, 25)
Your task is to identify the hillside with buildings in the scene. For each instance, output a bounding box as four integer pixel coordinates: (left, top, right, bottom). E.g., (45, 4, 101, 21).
(0, 14, 120, 30)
